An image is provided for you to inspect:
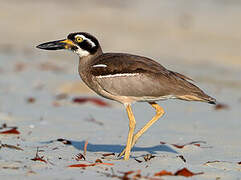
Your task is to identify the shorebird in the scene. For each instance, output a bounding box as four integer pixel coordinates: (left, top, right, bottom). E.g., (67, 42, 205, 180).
(37, 32, 216, 160)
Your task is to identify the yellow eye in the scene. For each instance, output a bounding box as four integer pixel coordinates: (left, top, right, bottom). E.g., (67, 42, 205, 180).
(75, 36, 83, 43)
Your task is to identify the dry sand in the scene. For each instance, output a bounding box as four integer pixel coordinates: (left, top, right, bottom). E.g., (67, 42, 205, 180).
(0, 0, 241, 179)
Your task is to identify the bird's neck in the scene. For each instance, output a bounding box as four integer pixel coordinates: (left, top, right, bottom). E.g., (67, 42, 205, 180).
(78, 47, 103, 91)
(78, 47, 103, 80)
(78, 47, 103, 68)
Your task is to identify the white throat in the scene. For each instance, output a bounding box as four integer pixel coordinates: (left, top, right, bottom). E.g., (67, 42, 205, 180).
(75, 48, 90, 57)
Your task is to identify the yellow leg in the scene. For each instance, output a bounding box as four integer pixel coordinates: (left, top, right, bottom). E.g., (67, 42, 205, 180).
(123, 104, 136, 160)
(119, 102, 164, 157)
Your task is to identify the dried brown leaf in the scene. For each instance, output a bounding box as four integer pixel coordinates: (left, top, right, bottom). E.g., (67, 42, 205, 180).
(26, 97, 36, 104)
(160, 140, 206, 149)
(154, 168, 203, 177)
(143, 154, 155, 161)
(68, 162, 114, 168)
(72, 97, 110, 107)
(75, 153, 86, 161)
(2, 166, 19, 170)
(134, 158, 143, 163)
(133, 170, 142, 179)
(31, 148, 47, 163)
(177, 155, 186, 163)
(0, 124, 20, 135)
(1, 143, 23, 151)
(95, 159, 103, 163)
(174, 168, 204, 177)
(121, 171, 135, 180)
(154, 170, 173, 176)
(0, 128, 20, 134)
(214, 103, 229, 110)
(102, 153, 115, 157)
(57, 138, 72, 145)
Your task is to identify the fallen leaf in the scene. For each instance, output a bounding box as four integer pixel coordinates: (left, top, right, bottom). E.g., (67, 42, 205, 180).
(57, 138, 72, 145)
(27, 170, 36, 174)
(204, 160, 221, 165)
(68, 163, 91, 168)
(72, 97, 87, 104)
(174, 168, 204, 177)
(75, 153, 86, 161)
(0, 124, 20, 135)
(97, 163, 114, 166)
(214, 103, 229, 110)
(154, 168, 203, 177)
(154, 170, 173, 176)
(0, 143, 23, 151)
(2, 166, 19, 170)
(160, 140, 206, 149)
(95, 159, 103, 163)
(133, 170, 142, 179)
(0, 128, 20, 134)
(26, 97, 36, 104)
(134, 158, 143, 163)
(72, 97, 109, 107)
(102, 153, 115, 157)
(101, 170, 144, 180)
(90, 98, 109, 107)
(177, 155, 186, 163)
(31, 157, 47, 163)
(31, 147, 47, 163)
(121, 171, 135, 179)
(143, 154, 155, 161)
(68, 162, 114, 168)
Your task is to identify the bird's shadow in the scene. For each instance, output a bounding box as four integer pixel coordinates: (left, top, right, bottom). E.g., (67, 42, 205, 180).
(46, 140, 178, 155)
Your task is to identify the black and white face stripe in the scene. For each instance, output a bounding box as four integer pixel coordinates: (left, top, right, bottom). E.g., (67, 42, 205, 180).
(67, 32, 99, 56)
(75, 35, 96, 47)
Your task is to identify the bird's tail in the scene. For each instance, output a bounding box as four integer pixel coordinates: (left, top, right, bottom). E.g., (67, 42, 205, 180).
(201, 94, 217, 104)
(206, 96, 216, 104)
(177, 92, 216, 105)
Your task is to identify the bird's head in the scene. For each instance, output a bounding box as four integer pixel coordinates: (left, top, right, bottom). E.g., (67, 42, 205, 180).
(37, 32, 100, 57)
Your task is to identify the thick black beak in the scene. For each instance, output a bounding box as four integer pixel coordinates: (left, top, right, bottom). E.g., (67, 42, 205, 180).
(36, 39, 74, 50)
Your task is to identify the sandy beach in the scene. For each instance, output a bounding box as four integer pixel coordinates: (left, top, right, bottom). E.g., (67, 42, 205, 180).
(0, 0, 241, 179)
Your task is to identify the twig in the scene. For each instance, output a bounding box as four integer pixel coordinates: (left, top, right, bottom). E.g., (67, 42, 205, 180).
(84, 140, 88, 156)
